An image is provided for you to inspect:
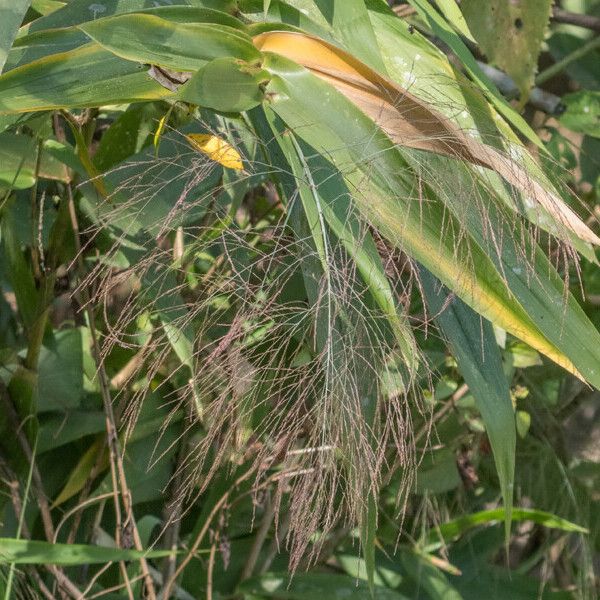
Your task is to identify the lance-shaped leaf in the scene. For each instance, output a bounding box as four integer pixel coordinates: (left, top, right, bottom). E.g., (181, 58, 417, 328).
(264, 113, 417, 370)
(259, 53, 600, 389)
(313, 0, 386, 74)
(0, 538, 175, 565)
(0, 43, 173, 113)
(420, 269, 515, 539)
(239, 572, 409, 599)
(8, 6, 246, 71)
(424, 507, 588, 551)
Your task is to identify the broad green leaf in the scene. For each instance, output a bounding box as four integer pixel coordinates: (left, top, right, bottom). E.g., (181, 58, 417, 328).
(0, 0, 31, 74)
(337, 549, 406, 589)
(560, 90, 600, 138)
(6, 27, 89, 72)
(0, 538, 174, 565)
(421, 269, 515, 538)
(0, 132, 69, 189)
(238, 572, 409, 599)
(80, 14, 260, 72)
(461, 0, 553, 101)
(0, 43, 173, 114)
(179, 57, 269, 113)
(43, 138, 87, 177)
(415, 447, 461, 494)
(424, 507, 588, 551)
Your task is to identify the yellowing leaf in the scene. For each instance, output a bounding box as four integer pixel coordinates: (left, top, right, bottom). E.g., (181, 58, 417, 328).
(154, 114, 168, 150)
(254, 31, 600, 246)
(186, 133, 243, 170)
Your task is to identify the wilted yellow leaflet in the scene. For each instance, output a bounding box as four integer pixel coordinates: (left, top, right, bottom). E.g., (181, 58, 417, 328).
(154, 114, 168, 150)
(186, 133, 243, 170)
(253, 31, 600, 246)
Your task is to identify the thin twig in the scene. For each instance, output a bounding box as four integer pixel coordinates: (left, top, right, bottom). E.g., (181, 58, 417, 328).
(536, 35, 600, 85)
(551, 7, 600, 33)
(110, 335, 153, 389)
(87, 574, 146, 599)
(476, 62, 562, 114)
(54, 492, 116, 543)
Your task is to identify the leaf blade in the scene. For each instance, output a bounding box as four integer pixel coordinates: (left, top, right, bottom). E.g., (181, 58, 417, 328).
(0, 0, 31, 74)
(421, 268, 515, 539)
(0, 538, 175, 565)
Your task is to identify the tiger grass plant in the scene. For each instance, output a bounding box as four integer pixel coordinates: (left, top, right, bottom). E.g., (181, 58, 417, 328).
(0, 0, 598, 598)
